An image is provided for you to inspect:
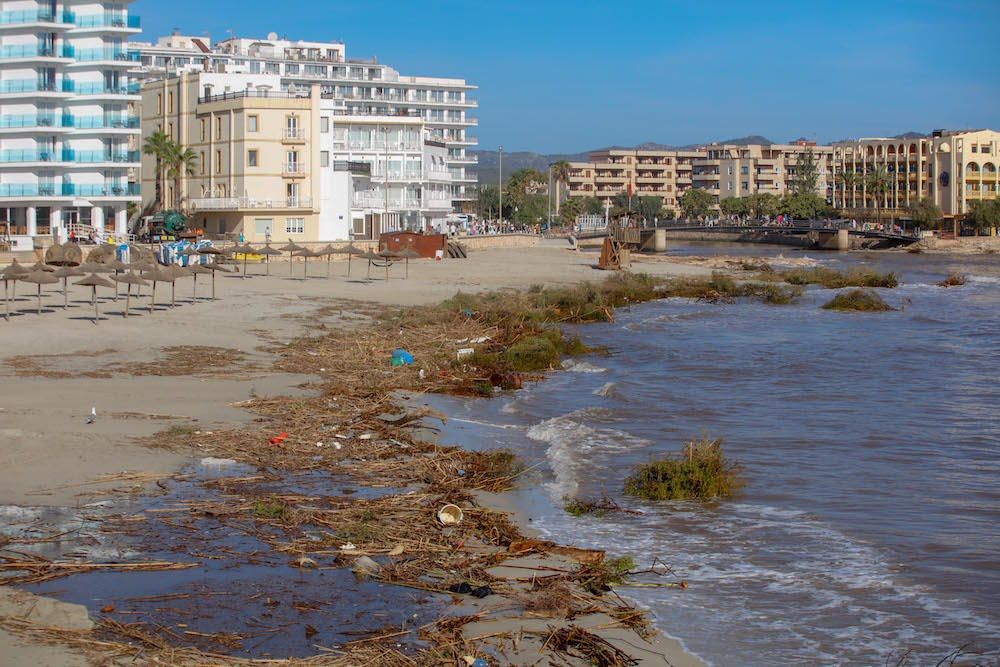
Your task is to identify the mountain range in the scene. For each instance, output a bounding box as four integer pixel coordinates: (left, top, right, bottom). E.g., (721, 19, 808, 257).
(471, 132, 926, 184)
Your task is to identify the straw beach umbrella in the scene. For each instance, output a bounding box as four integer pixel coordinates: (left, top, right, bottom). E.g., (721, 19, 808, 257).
(143, 267, 172, 313)
(20, 270, 59, 314)
(396, 247, 420, 279)
(44, 241, 82, 267)
(112, 272, 148, 318)
(293, 248, 319, 279)
(233, 243, 256, 279)
(204, 263, 231, 300)
(74, 273, 115, 324)
(341, 243, 362, 277)
(30, 261, 55, 273)
(164, 264, 190, 307)
(187, 263, 212, 300)
(357, 250, 378, 280)
(105, 259, 129, 301)
(257, 244, 281, 275)
(2, 260, 30, 320)
(376, 249, 401, 282)
(279, 240, 304, 277)
(52, 266, 85, 309)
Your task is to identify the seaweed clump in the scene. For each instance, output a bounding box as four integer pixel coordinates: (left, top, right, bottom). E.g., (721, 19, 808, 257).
(822, 288, 895, 312)
(775, 267, 899, 289)
(938, 273, 967, 287)
(624, 437, 743, 501)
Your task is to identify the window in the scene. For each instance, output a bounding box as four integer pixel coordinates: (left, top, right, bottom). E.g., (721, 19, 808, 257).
(200, 119, 206, 142)
(200, 151, 206, 175)
(285, 217, 304, 234)
(253, 218, 273, 235)
(320, 151, 329, 167)
(247, 149, 258, 167)
(320, 117, 329, 133)
(215, 150, 222, 174)
(740, 166, 748, 175)
(167, 121, 173, 138)
(167, 91, 174, 113)
(156, 93, 162, 114)
(215, 117, 222, 140)
(248, 115, 258, 132)
(971, 145, 978, 153)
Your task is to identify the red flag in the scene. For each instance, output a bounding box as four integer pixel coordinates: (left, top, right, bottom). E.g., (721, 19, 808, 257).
(627, 180, 633, 198)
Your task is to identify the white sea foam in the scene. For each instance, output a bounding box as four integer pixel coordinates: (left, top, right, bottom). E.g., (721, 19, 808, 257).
(561, 359, 607, 373)
(526, 412, 649, 499)
(593, 381, 620, 398)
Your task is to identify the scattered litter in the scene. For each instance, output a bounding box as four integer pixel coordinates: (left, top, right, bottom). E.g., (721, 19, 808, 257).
(315, 442, 324, 448)
(437, 504, 464, 525)
(83, 500, 113, 508)
(334, 443, 343, 450)
(100, 604, 114, 613)
(86, 407, 96, 424)
(200, 457, 237, 467)
(358, 433, 374, 440)
(390, 348, 414, 366)
(351, 555, 381, 577)
(388, 545, 405, 556)
(292, 556, 317, 569)
(456, 347, 475, 361)
(269, 432, 288, 445)
(448, 582, 493, 598)
(339, 542, 358, 551)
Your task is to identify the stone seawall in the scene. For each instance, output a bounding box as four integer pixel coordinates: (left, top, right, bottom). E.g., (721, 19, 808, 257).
(456, 234, 540, 250)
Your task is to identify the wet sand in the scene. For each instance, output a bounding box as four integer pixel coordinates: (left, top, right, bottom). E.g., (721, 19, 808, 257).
(0, 240, 711, 665)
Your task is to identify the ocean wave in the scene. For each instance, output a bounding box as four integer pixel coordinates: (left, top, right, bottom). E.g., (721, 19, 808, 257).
(561, 359, 607, 373)
(526, 412, 650, 499)
(593, 381, 620, 399)
(968, 275, 1000, 284)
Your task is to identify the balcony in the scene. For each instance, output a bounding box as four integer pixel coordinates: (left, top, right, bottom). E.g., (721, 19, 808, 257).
(0, 114, 74, 130)
(0, 182, 138, 198)
(0, 9, 75, 26)
(69, 48, 140, 63)
(73, 14, 140, 29)
(282, 127, 306, 143)
(282, 162, 306, 177)
(190, 196, 313, 211)
(68, 80, 140, 95)
(422, 198, 451, 210)
(61, 149, 140, 164)
(0, 44, 73, 60)
(68, 115, 139, 130)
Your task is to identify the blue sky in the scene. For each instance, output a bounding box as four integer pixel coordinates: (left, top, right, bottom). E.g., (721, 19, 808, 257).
(135, 0, 1000, 153)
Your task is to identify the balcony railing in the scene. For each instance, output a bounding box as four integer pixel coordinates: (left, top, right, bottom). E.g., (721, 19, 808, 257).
(0, 114, 69, 129)
(74, 14, 140, 29)
(0, 9, 75, 24)
(282, 162, 305, 175)
(69, 80, 140, 95)
(71, 48, 140, 62)
(0, 44, 73, 59)
(0, 182, 138, 197)
(190, 196, 313, 211)
(0, 79, 62, 94)
(282, 127, 306, 141)
(69, 115, 139, 129)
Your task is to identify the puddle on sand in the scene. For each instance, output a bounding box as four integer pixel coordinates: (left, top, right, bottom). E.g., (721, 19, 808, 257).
(16, 463, 449, 658)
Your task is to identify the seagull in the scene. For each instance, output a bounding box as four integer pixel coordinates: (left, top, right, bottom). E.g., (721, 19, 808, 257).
(86, 407, 96, 424)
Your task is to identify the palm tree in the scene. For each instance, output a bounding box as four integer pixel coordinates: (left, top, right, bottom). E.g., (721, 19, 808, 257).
(165, 143, 198, 210)
(836, 170, 857, 209)
(865, 166, 890, 227)
(550, 160, 571, 214)
(142, 130, 171, 211)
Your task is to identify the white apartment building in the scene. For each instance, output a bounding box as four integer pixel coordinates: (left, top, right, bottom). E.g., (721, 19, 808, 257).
(0, 0, 141, 239)
(129, 32, 477, 205)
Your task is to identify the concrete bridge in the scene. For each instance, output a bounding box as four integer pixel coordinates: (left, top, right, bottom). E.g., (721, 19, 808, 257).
(575, 222, 919, 251)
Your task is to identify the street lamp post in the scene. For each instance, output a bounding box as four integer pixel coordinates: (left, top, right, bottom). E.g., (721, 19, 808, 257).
(498, 145, 503, 224)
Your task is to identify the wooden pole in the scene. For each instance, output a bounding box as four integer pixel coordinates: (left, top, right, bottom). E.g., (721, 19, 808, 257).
(63, 277, 69, 309)
(36, 284, 42, 315)
(124, 285, 130, 318)
(150, 282, 156, 314)
(93, 286, 98, 324)
(3, 280, 7, 321)
(212, 271, 216, 300)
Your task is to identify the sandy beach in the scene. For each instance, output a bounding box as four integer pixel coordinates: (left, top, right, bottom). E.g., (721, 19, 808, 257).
(0, 238, 712, 666)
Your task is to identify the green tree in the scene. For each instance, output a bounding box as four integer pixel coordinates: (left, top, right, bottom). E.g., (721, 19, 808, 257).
(745, 193, 779, 219)
(550, 160, 571, 214)
(582, 197, 604, 215)
(558, 197, 582, 227)
(906, 197, 941, 230)
(780, 192, 828, 220)
(719, 197, 749, 217)
(475, 184, 500, 220)
(791, 148, 819, 195)
(165, 143, 198, 210)
(865, 166, 891, 226)
(142, 129, 172, 211)
(679, 188, 714, 220)
(658, 207, 677, 221)
(966, 199, 1000, 235)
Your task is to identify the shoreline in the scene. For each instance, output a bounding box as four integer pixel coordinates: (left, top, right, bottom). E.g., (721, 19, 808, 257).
(0, 242, 712, 666)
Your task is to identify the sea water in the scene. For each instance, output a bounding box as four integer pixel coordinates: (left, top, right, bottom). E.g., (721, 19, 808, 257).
(431, 245, 1000, 666)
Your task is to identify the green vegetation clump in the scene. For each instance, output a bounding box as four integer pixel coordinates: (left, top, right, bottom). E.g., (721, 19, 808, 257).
(505, 336, 560, 372)
(252, 498, 288, 520)
(659, 272, 803, 304)
(822, 289, 895, 312)
(776, 267, 898, 289)
(624, 437, 743, 501)
(938, 273, 967, 288)
(579, 555, 637, 595)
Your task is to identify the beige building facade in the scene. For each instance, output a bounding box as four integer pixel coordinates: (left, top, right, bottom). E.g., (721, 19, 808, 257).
(567, 148, 701, 212)
(832, 129, 999, 218)
(692, 142, 833, 204)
